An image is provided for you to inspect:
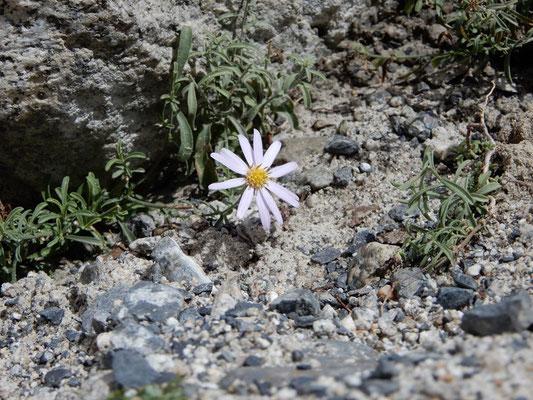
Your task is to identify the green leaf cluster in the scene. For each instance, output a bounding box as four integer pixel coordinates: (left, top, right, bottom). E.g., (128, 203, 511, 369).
(107, 377, 186, 400)
(0, 142, 147, 282)
(361, 0, 533, 82)
(393, 145, 500, 270)
(159, 17, 325, 187)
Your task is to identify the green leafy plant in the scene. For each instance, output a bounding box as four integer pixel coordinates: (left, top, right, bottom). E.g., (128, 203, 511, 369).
(0, 142, 147, 282)
(159, 7, 324, 187)
(393, 145, 500, 270)
(358, 0, 533, 82)
(107, 377, 186, 400)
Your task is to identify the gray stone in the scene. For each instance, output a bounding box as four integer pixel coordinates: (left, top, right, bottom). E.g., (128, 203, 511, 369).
(110, 350, 176, 389)
(367, 90, 392, 106)
(324, 135, 360, 156)
(360, 379, 399, 395)
(369, 357, 399, 379)
(81, 281, 184, 335)
(351, 230, 377, 251)
(359, 162, 372, 173)
(129, 237, 160, 255)
(39, 307, 65, 326)
(311, 247, 341, 265)
(269, 289, 321, 316)
(388, 203, 420, 222)
(152, 237, 210, 285)
(80, 260, 102, 284)
(461, 291, 533, 336)
(451, 271, 478, 290)
(243, 355, 263, 367)
(333, 166, 353, 187)
(304, 166, 333, 191)
(126, 214, 156, 238)
(392, 268, 430, 299)
(37, 350, 55, 365)
(109, 322, 166, 355)
(44, 368, 72, 388)
(437, 287, 474, 309)
(348, 243, 400, 289)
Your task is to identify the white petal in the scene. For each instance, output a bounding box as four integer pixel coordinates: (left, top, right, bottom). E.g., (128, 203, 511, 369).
(255, 190, 271, 231)
(268, 162, 298, 178)
(262, 141, 281, 169)
(208, 178, 246, 191)
(253, 129, 263, 165)
(219, 148, 249, 175)
(266, 181, 300, 208)
(236, 187, 254, 219)
(260, 189, 283, 226)
(238, 134, 254, 166)
(211, 152, 247, 175)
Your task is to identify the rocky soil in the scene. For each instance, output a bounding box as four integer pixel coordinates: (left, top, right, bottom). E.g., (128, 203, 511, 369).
(2, 1, 533, 400)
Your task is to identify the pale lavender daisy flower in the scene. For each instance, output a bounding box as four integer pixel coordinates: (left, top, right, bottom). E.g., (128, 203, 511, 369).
(208, 129, 299, 231)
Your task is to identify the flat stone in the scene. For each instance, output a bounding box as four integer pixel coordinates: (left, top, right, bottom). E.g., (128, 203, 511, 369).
(451, 272, 478, 290)
(39, 307, 65, 326)
(269, 289, 321, 316)
(311, 247, 341, 265)
(109, 322, 167, 355)
(461, 291, 533, 336)
(44, 368, 72, 388)
(437, 287, 474, 309)
(110, 350, 176, 389)
(333, 166, 353, 187)
(152, 237, 210, 285)
(324, 135, 360, 156)
(304, 166, 333, 191)
(392, 268, 430, 299)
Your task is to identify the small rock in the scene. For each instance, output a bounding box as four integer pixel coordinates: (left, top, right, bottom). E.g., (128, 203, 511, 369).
(304, 166, 333, 191)
(312, 119, 334, 131)
(388, 203, 420, 222)
(359, 162, 372, 173)
(80, 260, 102, 284)
(269, 289, 321, 316)
(466, 264, 482, 276)
(39, 307, 65, 326)
(437, 287, 474, 309)
(111, 350, 175, 389)
(333, 166, 353, 187)
(126, 213, 156, 238)
(337, 120, 350, 135)
(347, 243, 400, 289)
(311, 247, 341, 265)
(392, 268, 430, 299)
(312, 319, 336, 336)
(370, 357, 399, 379)
(451, 272, 478, 290)
(152, 237, 210, 285)
(324, 135, 360, 156)
(192, 282, 213, 295)
(44, 368, 72, 388)
(291, 350, 304, 362)
(243, 355, 263, 367)
(461, 291, 533, 336)
(129, 237, 159, 255)
(360, 379, 399, 395)
(38, 350, 55, 365)
(351, 230, 377, 251)
(367, 89, 392, 106)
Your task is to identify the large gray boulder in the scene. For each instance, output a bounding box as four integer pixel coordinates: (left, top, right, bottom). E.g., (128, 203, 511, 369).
(0, 0, 364, 204)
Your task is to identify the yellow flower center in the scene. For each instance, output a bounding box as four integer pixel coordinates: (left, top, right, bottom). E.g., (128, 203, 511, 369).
(246, 166, 268, 189)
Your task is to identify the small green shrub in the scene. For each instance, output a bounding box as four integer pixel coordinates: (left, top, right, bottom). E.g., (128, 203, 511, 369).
(159, 6, 324, 187)
(358, 0, 533, 82)
(0, 142, 147, 282)
(393, 144, 500, 270)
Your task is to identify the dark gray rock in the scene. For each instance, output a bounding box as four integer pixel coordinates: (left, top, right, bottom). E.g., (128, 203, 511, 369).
(65, 329, 82, 343)
(110, 350, 176, 389)
(243, 355, 263, 367)
(178, 307, 203, 324)
(226, 302, 263, 318)
(351, 230, 377, 251)
(437, 287, 474, 309)
(461, 291, 533, 336)
(39, 307, 65, 326)
(406, 113, 438, 141)
(324, 135, 360, 156)
(37, 350, 55, 365)
(333, 166, 353, 187)
(451, 271, 478, 290)
(152, 237, 210, 284)
(392, 268, 430, 299)
(269, 289, 321, 316)
(311, 247, 341, 265)
(192, 282, 213, 295)
(126, 214, 156, 238)
(80, 260, 102, 284)
(44, 368, 72, 388)
(369, 358, 398, 379)
(291, 350, 304, 362)
(367, 90, 392, 106)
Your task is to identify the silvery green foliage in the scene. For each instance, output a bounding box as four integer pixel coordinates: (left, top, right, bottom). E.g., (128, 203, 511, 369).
(159, 7, 324, 187)
(0, 142, 147, 282)
(393, 145, 500, 271)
